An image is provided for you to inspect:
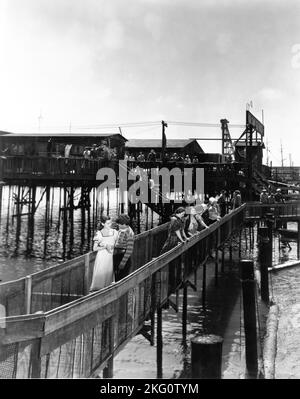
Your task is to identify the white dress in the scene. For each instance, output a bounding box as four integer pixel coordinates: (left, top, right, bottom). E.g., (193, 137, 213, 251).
(90, 229, 118, 291)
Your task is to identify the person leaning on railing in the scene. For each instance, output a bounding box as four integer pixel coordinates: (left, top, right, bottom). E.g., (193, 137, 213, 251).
(160, 207, 189, 255)
(207, 197, 221, 225)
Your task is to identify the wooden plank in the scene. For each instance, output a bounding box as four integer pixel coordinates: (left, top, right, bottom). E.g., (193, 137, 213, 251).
(0, 315, 45, 344)
(40, 302, 116, 356)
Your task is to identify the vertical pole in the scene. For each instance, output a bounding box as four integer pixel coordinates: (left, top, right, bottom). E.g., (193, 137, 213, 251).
(240, 260, 258, 379)
(221, 247, 225, 273)
(229, 239, 233, 263)
(150, 273, 156, 346)
(30, 339, 42, 378)
(25, 275, 32, 314)
(84, 252, 90, 295)
(182, 284, 187, 342)
(137, 202, 141, 234)
(202, 262, 206, 308)
(214, 245, 218, 287)
(156, 306, 163, 378)
(238, 229, 242, 258)
(191, 335, 223, 379)
(257, 227, 271, 303)
(69, 185, 74, 257)
(103, 318, 114, 378)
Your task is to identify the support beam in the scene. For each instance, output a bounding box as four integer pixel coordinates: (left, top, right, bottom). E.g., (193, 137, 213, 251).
(240, 260, 258, 379)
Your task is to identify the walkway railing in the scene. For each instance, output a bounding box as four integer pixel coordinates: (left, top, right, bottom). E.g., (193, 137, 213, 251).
(0, 205, 245, 378)
(0, 156, 248, 181)
(0, 223, 169, 317)
(246, 201, 300, 219)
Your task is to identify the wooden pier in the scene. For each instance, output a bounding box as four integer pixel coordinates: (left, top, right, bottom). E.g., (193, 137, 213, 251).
(0, 205, 245, 378)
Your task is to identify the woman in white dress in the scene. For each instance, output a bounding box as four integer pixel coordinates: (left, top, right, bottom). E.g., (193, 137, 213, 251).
(90, 216, 118, 292)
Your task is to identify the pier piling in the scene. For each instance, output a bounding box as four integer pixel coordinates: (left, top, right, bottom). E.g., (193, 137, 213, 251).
(191, 334, 223, 379)
(257, 227, 271, 303)
(156, 306, 163, 378)
(240, 259, 258, 379)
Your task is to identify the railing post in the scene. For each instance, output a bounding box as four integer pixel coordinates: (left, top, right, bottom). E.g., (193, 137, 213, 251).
(84, 252, 91, 295)
(25, 275, 32, 315)
(30, 338, 42, 378)
(257, 227, 271, 304)
(156, 306, 163, 378)
(191, 334, 223, 379)
(240, 260, 258, 379)
(202, 262, 206, 308)
(182, 283, 187, 342)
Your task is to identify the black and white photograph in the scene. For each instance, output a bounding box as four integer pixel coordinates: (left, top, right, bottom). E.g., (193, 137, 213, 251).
(0, 0, 300, 385)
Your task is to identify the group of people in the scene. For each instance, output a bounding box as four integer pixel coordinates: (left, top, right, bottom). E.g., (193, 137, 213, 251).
(89, 214, 134, 292)
(124, 150, 201, 164)
(160, 190, 242, 254)
(259, 187, 285, 204)
(83, 142, 118, 161)
(89, 189, 243, 291)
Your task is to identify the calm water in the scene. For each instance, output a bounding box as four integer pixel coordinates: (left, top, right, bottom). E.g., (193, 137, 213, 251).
(0, 185, 158, 282)
(0, 185, 298, 378)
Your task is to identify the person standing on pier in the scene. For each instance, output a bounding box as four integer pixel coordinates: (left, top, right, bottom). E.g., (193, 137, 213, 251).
(113, 214, 135, 282)
(207, 197, 221, 225)
(90, 216, 118, 292)
(217, 190, 227, 217)
(231, 189, 242, 209)
(259, 188, 269, 204)
(160, 207, 189, 254)
(194, 204, 209, 231)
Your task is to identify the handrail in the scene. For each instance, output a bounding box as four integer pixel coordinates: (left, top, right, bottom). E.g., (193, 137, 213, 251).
(0, 204, 256, 378)
(1, 204, 245, 327)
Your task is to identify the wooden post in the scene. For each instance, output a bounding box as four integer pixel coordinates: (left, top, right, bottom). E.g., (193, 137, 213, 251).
(257, 227, 271, 303)
(30, 338, 42, 378)
(240, 260, 258, 379)
(103, 317, 114, 378)
(182, 284, 187, 342)
(202, 262, 206, 308)
(214, 246, 218, 287)
(25, 275, 32, 314)
(150, 273, 156, 346)
(103, 357, 114, 378)
(156, 306, 163, 378)
(221, 247, 225, 273)
(84, 252, 90, 294)
(191, 334, 223, 379)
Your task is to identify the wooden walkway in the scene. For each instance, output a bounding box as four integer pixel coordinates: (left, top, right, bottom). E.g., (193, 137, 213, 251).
(0, 202, 299, 378)
(0, 205, 245, 378)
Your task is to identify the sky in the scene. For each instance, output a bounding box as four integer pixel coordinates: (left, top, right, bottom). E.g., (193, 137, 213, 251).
(0, 0, 300, 166)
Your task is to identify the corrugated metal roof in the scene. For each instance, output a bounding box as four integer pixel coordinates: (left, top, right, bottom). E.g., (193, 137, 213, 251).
(125, 138, 197, 148)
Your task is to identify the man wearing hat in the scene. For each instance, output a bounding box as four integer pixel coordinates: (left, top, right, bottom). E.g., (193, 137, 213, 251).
(274, 188, 285, 203)
(260, 188, 269, 204)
